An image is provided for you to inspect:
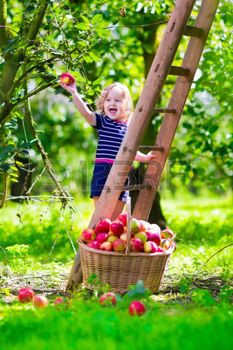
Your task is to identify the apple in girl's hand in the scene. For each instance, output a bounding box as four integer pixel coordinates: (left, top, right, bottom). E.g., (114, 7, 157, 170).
(100, 241, 113, 251)
(54, 297, 64, 305)
(18, 287, 34, 303)
(96, 233, 108, 244)
(129, 300, 146, 316)
(110, 220, 124, 236)
(95, 218, 111, 234)
(60, 72, 75, 85)
(144, 241, 158, 253)
(134, 231, 147, 243)
(80, 229, 96, 243)
(112, 238, 126, 252)
(99, 292, 117, 306)
(33, 295, 49, 308)
(107, 235, 118, 243)
(118, 212, 127, 226)
(146, 231, 161, 246)
(87, 240, 101, 250)
(131, 218, 141, 233)
(130, 238, 143, 252)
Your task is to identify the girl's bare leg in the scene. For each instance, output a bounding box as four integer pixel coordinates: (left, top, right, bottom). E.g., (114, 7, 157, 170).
(93, 196, 125, 221)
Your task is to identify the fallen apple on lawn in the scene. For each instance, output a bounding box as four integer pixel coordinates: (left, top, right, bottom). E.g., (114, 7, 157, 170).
(100, 241, 113, 251)
(99, 292, 117, 306)
(95, 218, 111, 234)
(60, 72, 75, 85)
(129, 300, 146, 316)
(144, 241, 158, 253)
(18, 287, 34, 303)
(110, 220, 124, 236)
(54, 297, 64, 305)
(130, 238, 144, 252)
(96, 232, 109, 244)
(33, 295, 49, 308)
(112, 238, 126, 252)
(80, 229, 96, 243)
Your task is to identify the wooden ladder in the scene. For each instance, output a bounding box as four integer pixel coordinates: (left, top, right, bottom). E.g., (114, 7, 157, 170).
(66, 0, 220, 291)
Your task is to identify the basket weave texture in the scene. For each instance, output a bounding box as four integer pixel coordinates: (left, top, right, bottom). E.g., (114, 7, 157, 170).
(79, 240, 173, 294)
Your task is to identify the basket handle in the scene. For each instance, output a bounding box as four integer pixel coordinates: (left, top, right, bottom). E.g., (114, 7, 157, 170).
(125, 196, 131, 254)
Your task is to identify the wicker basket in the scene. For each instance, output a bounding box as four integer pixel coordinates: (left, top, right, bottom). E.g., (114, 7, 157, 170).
(79, 240, 174, 294)
(79, 197, 174, 294)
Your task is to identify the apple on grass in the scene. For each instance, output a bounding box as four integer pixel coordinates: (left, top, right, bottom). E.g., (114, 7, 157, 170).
(60, 72, 75, 85)
(95, 218, 111, 234)
(33, 295, 49, 308)
(129, 300, 146, 316)
(18, 287, 34, 303)
(99, 292, 117, 306)
(110, 220, 124, 236)
(54, 297, 64, 305)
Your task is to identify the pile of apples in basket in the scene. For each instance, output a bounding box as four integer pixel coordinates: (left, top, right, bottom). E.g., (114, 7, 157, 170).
(79, 213, 176, 253)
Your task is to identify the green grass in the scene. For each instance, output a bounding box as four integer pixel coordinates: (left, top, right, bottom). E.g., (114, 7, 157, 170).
(0, 193, 232, 349)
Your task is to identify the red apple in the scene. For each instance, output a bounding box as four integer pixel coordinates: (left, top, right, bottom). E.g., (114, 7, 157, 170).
(146, 231, 161, 246)
(107, 235, 118, 243)
(80, 229, 96, 243)
(130, 238, 143, 252)
(131, 218, 141, 233)
(87, 240, 101, 250)
(112, 238, 126, 252)
(110, 220, 124, 236)
(129, 300, 146, 316)
(54, 297, 64, 305)
(144, 241, 158, 253)
(18, 287, 34, 303)
(134, 231, 147, 243)
(95, 218, 111, 234)
(99, 292, 117, 306)
(118, 212, 127, 226)
(157, 246, 165, 252)
(96, 233, 108, 244)
(33, 295, 49, 308)
(60, 72, 75, 85)
(100, 241, 113, 251)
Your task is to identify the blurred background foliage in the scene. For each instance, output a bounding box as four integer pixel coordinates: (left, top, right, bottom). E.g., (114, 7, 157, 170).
(0, 0, 232, 204)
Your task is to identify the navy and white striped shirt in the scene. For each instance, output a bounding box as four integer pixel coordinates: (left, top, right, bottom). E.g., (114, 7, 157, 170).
(93, 113, 128, 163)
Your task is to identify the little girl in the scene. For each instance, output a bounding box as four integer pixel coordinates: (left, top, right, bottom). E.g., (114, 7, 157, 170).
(60, 79, 155, 219)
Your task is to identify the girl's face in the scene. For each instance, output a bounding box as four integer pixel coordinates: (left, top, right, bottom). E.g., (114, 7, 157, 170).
(103, 86, 128, 121)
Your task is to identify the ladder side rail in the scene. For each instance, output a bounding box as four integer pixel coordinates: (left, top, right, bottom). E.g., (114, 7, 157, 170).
(133, 0, 220, 220)
(87, 0, 196, 229)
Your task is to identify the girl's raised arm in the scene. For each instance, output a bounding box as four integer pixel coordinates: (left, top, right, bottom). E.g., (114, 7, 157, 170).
(60, 81, 96, 126)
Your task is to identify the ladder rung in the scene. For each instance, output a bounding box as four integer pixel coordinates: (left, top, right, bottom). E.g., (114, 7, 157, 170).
(169, 66, 190, 76)
(139, 145, 164, 151)
(184, 25, 203, 38)
(124, 184, 152, 191)
(154, 108, 176, 114)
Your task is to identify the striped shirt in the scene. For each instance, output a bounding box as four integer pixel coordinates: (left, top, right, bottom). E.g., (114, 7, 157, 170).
(93, 113, 128, 163)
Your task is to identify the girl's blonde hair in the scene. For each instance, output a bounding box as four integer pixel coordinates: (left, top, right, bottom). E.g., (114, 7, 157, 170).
(96, 82, 133, 121)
